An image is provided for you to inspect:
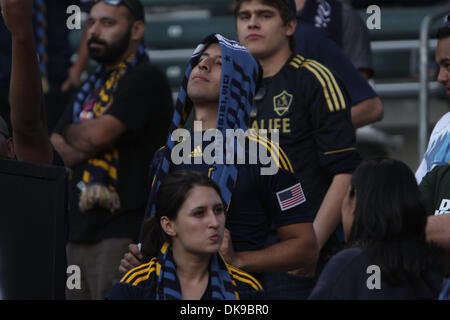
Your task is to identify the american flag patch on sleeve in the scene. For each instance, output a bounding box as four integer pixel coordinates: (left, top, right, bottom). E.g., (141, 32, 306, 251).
(276, 183, 306, 211)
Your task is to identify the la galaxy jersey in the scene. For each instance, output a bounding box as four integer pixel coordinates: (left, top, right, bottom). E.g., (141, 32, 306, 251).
(251, 54, 361, 215)
(148, 133, 313, 253)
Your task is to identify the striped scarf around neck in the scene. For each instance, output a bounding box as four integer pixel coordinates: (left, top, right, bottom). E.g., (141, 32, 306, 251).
(155, 242, 239, 300)
(75, 44, 148, 213)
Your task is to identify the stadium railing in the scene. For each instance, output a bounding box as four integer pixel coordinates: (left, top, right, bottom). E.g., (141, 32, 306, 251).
(67, 2, 450, 160)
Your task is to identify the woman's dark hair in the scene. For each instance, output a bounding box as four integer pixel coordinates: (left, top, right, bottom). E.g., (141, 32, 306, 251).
(234, 0, 297, 51)
(140, 170, 223, 262)
(347, 158, 447, 285)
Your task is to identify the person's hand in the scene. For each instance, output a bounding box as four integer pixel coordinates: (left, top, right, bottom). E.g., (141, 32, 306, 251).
(288, 267, 315, 278)
(0, 0, 33, 38)
(219, 228, 236, 266)
(61, 64, 83, 92)
(119, 243, 143, 274)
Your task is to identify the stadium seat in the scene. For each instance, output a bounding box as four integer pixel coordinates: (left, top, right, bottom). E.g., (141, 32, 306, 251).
(67, 4, 445, 88)
(358, 6, 441, 41)
(140, 0, 232, 7)
(145, 16, 237, 49)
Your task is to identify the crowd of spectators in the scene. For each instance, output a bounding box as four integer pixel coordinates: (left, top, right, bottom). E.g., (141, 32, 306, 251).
(0, 0, 448, 300)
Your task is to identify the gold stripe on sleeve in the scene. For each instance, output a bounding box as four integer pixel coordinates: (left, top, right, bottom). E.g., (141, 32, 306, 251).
(307, 60, 346, 110)
(301, 64, 335, 112)
(303, 61, 341, 111)
(323, 147, 357, 155)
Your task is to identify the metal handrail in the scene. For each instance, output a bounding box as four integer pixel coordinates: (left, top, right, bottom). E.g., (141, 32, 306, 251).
(418, 4, 450, 160)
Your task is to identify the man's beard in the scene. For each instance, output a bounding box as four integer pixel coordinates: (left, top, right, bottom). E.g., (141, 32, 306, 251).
(87, 27, 132, 65)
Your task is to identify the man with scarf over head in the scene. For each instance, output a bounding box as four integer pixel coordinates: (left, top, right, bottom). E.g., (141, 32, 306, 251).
(117, 34, 318, 300)
(51, 0, 173, 300)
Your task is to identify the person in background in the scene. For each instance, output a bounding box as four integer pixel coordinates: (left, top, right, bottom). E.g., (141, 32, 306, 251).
(292, 0, 382, 129)
(309, 158, 448, 299)
(295, 0, 374, 79)
(51, 0, 173, 299)
(118, 33, 318, 300)
(234, 0, 361, 298)
(1, 0, 68, 299)
(416, 20, 450, 184)
(420, 163, 450, 249)
(0, 0, 95, 134)
(415, 19, 450, 251)
(0, 0, 60, 165)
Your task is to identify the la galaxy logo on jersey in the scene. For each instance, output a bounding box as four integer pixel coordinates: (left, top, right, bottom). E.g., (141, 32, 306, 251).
(273, 90, 293, 116)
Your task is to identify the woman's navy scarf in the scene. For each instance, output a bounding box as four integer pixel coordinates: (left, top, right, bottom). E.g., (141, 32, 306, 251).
(155, 242, 238, 300)
(143, 34, 260, 221)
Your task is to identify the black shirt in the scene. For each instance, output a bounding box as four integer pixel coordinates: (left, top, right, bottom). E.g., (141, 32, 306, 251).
(55, 60, 173, 242)
(251, 54, 361, 218)
(151, 135, 314, 253)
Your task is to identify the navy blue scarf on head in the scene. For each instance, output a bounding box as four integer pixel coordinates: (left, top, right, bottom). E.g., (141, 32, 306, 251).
(143, 34, 259, 222)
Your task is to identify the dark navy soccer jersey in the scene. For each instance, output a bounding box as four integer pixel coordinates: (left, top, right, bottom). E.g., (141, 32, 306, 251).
(149, 134, 313, 253)
(294, 21, 377, 106)
(250, 54, 361, 216)
(107, 254, 264, 300)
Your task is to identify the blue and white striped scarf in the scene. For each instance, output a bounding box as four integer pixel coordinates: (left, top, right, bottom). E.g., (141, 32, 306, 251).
(144, 34, 259, 220)
(155, 242, 238, 300)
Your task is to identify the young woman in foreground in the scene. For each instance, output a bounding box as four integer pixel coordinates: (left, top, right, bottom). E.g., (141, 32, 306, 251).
(107, 170, 263, 300)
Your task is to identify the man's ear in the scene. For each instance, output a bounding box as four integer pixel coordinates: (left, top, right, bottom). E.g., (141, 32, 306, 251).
(160, 216, 176, 237)
(285, 19, 297, 37)
(131, 20, 145, 41)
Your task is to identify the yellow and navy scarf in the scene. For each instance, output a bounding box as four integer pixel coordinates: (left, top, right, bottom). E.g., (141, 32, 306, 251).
(155, 242, 239, 300)
(74, 45, 148, 213)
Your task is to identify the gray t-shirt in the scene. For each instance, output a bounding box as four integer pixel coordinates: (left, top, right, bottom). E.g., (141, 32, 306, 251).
(341, 3, 374, 75)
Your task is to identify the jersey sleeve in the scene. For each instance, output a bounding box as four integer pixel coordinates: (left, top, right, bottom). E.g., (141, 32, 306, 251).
(302, 64, 361, 176)
(419, 166, 439, 215)
(257, 164, 314, 229)
(295, 22, 377, 106)
(104, 63, 173, 140)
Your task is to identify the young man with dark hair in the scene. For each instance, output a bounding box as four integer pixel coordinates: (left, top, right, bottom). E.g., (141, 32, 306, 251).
(234, 0, 361, 298)
(118, 34, 319, 300)
(50, 0, 173, 299)
(416, 20, 450, 184)
(418, 19, 450, 250)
